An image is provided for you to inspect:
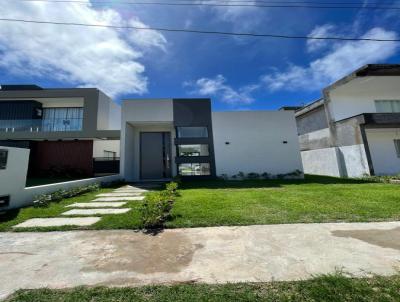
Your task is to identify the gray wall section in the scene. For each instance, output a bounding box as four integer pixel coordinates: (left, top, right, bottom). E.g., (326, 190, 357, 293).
(335, 116, 365, 147)
(296, 105, 328, 135)
(173, 99, 216, 178)
(299, 128, 331, 151)
(0, 89, 119, 140)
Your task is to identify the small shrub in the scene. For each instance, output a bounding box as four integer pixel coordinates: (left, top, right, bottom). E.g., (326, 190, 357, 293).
(219, 174, 229, 180)
(32, 183, 101, 208)
(261, 172, 271, 179)
(237, 171, 246, 179)
(247, 172, 260, 179)
(165, 182, 179, 197)
(33, 194, 52, 208)
(360, 174, 400, 183)
(139, 181, 179, 229)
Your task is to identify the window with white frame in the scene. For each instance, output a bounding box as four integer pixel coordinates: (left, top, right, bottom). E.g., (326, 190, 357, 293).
(394, 140, 400, 158)
(375, 100, 400, 113)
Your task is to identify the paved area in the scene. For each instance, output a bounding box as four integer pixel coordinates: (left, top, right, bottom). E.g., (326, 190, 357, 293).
(2, 221, 400, 299)
(13, 217, 101, 228)
(93, 196, 145, 202)
(66, 202, 127, 208)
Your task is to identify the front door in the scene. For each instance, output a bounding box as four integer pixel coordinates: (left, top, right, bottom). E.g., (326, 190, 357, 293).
(140, 132, 171, 179)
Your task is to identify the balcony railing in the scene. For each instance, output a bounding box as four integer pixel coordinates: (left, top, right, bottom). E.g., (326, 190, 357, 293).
(0, 118, 83, 133)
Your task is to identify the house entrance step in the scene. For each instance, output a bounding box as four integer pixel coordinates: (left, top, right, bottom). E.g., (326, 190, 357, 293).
(66, 202, 127, 208)
(13, 217, 101, 228)
(62, 208, 131, 216)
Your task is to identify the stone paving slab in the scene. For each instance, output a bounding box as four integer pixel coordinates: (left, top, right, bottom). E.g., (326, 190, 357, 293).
(3, 221, 400, 300)
(66, 202, 127, 208)
(96, 193, 143, 197)
(62, 208, 131, 216)
(13, 217, 101, 228)
(113, 189, 148, 193)
(93, 196, 145, 202)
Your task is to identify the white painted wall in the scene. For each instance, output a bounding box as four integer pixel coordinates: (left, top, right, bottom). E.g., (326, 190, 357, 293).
(366, 128, 400, 175)
(212, 111, 303, 177)
(93, 140, 120, 157)
(122, 99, 173, 123)
(301, 145, 369, 178)
(97, 91, 121, 130)
(301, 148, 341, 177)
(328, 76, 400, 122)
(337, 144, 370, 177)
(0, 146, 30, 208)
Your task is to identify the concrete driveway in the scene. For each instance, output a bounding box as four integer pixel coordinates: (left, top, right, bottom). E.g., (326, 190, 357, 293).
(1, 222, 400, 299)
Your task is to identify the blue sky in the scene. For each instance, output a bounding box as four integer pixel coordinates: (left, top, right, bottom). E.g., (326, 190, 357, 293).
(0, 0, 399, 111)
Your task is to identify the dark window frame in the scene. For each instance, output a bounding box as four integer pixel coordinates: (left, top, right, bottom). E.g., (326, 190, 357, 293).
(178, 162, 211, 176)
(176, 126, 209, 138)
(394, 139, 400, 158)
(177, 144, 210, 157)
(0, 149, 8, 170)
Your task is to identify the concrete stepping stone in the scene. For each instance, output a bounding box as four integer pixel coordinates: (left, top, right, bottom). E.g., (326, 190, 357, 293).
(66, 202, 127, 208)
(62, 208, 131, 216)
(13, 217, 101, 228)
(93, 196, 145, 202)
(113, 189, 148, 193)
(96, 193, 143, 197)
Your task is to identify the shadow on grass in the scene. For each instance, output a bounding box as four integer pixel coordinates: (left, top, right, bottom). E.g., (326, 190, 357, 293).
(179, 175, 375, 190)
(0, 209, 20, 223)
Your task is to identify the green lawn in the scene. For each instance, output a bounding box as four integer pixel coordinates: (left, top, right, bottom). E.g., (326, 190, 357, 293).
(167, 175, 400, 228)
(5, 273, 400, 302)
(1, 175, 400, 231)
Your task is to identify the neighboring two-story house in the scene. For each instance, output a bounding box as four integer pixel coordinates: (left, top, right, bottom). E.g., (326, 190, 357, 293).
(295, 64, 400, 177)
(0, 85, 120, 178)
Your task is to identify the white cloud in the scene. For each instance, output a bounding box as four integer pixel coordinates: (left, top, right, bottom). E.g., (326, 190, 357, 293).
(307, 24, 337, 53)
(185, 74, 258, 105)
(0, 1, 167, 97)
(262, 27, 398, 92)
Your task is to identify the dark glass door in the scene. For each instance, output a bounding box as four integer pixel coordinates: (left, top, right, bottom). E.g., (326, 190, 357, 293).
(140, 132, 171, 179)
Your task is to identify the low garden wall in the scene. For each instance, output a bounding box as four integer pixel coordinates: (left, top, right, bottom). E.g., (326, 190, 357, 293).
(0, 145, 121, 211)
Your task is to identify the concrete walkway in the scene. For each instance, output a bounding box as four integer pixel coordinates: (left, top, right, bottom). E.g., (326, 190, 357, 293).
(1, 221, 400, 299)
(13, 185, 155, 229)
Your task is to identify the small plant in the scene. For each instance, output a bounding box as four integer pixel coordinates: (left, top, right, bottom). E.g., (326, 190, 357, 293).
(165, 181, 179, 196)
(219, 174, 229, 180)
(139, 181, 179, 229)
(247, 172, 260, 179)
(237, 171, 246, 180)
(32, 183, 101, 208)
(33, 194, 52, 208)
(261, 172, 271, 179)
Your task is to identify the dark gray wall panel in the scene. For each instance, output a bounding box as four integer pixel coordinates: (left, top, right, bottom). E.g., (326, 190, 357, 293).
(173, 99, 216, 178)
(0, 101, 42, 120)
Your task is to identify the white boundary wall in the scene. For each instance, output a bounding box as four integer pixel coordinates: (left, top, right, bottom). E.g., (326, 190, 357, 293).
(0, 146, 121, 210)
(301, 148, 341, 177)
(212, 111, 304, 177)
(301, 145, 370, 178)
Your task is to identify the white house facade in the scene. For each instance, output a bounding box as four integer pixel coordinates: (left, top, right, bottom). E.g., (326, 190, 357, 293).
(120, 98, 303, 182)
